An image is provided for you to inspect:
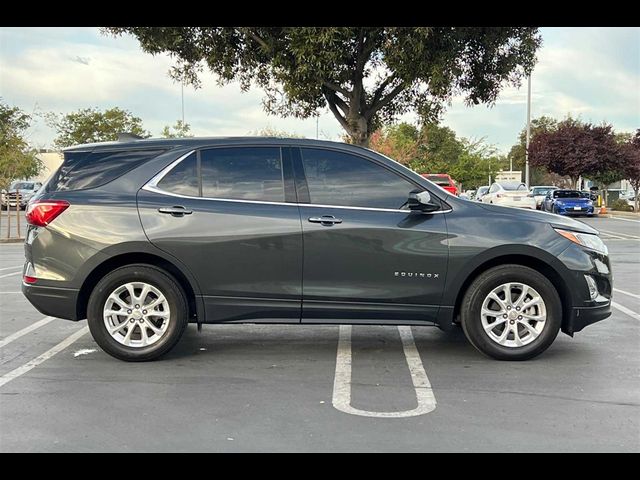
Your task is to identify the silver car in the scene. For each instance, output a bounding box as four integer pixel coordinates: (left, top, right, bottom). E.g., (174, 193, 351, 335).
(0, 180, 43, 210)
(530, 186, 559, 210)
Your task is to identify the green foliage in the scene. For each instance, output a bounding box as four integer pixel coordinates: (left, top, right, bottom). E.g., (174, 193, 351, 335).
(0, 99, 42, 190)
(161, 120, 193, 138)
(105, 27, 541, 145)
(46, 107, 150, 148)
(370, 121, 506, 189)
(610, 199, 633, 212)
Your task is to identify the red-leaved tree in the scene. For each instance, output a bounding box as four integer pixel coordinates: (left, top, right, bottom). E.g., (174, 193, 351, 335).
(622, 130, 640, 212)
(529, 119, 624, 189)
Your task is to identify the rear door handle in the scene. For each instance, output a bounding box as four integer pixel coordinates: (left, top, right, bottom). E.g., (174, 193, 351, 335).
(308, 215, 342, 225)
(158, 206, 193, 217)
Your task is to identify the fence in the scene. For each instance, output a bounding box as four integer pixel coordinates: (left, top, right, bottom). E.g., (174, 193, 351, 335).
(0, 192, 25, 242)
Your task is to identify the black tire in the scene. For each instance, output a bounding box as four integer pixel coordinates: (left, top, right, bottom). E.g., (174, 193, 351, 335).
(87, 264, 188, 362)
(460, 264, 561, 361)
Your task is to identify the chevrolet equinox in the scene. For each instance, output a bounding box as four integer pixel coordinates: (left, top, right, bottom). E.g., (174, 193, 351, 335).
(22, 137, 612, 361)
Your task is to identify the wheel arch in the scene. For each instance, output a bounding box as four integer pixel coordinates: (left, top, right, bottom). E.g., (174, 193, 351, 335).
(448, 248, 573, 332)
(76, 250, 203, 323)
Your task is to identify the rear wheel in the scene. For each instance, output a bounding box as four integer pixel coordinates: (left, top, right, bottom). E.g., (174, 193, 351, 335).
(87, 264, 188, 361)
(460, 264, 561, 360)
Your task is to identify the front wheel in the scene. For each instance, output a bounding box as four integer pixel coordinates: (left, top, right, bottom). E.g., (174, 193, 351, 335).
(460, 265, 561, 360)
(87, 264, 189, 361)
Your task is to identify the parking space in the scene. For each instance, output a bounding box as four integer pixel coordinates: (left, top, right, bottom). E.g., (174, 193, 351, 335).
(0, 216, 638, 452)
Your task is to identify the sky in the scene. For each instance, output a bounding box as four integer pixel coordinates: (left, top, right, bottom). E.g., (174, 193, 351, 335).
(1, 27, 638, 153)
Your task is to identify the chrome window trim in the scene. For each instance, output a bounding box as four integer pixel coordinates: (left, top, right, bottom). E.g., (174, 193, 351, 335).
(141, 149, 451, 215)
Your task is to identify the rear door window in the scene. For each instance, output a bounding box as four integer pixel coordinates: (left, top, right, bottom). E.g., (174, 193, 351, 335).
(47, 148, 166, 192)
(200, 147, 285, 202)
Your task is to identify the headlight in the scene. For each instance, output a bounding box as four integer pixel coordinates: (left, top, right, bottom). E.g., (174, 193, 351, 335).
(554, 228, 608, 255)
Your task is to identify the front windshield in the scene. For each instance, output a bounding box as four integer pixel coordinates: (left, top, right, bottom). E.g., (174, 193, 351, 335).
(554, 190, 582, 199)
(9, 182, 34, 190)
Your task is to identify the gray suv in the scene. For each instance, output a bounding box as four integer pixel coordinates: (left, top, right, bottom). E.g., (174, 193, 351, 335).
(22, 137, 612, 361)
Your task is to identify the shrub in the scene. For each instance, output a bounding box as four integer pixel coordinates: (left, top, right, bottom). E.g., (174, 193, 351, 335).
(610, 199, 633, 211)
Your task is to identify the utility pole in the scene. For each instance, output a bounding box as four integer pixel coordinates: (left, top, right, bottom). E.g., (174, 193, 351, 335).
(316, 115, 319, 139)
(181, 83, 185, 125)
(525, 74, 532, 188)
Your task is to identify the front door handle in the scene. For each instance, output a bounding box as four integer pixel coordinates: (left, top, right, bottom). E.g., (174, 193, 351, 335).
(308, 215, 342, 226)
(158, 206, 193, 217)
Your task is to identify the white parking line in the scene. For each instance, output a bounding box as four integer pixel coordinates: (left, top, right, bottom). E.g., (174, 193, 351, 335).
(607, 216, 640, 224)
(0, 326, 89, 388)
(599, 230, 640, 240)
(614, 288, 640, 300)
(0, 265, 22, 271)
(332, 325, 437, 418)
(611, 302, 640, 321)
(0, 316, 55, 348)
(0, 291, 20, 294)
(0, 271, 21, 279)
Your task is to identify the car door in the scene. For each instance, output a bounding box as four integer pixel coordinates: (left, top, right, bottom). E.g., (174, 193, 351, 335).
(137, 146, 303, 323)
(543, 192, 553, 211)
(293, 147, 449, 323)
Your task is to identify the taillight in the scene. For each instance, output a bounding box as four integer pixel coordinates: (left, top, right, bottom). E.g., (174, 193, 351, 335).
(25, 200, 69, 227)
(23, 275, 37, 284)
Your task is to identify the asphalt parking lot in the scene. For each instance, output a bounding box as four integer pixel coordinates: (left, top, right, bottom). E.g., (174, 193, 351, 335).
(0, 215, 638, 452)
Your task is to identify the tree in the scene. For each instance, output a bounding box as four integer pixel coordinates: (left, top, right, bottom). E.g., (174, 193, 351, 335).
(369, 123, 422, 166)
(0, 100, 42, 190)
(529, 119, 624, 189)
(507, 116, 559, 185)
(621, 130, 640, 212)
(46, 107, 150, 148)
(161, 120, 193, 138)
(369, 121, 506, 189)
(248, 126, 305, 138)
(105, 27, 541, 147)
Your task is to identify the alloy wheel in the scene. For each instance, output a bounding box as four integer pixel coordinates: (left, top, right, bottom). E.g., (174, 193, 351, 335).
(103, 282, 171, 348)
(480, 282, 547, 348)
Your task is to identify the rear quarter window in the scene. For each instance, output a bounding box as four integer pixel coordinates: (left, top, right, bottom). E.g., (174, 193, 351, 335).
(46, 148, 166, 192)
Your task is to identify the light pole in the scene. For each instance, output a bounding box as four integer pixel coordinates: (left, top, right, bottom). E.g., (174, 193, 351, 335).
(181, 82, 185, 125)
(525, 74, 532, 188)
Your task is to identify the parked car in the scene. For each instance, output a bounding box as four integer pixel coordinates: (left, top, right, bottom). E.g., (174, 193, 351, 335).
(484, 182, 536, 209)
(420, 173, 458, 196)
(1, 180, 43, 210)
(530, 186, 558, 210)
(475, 185, 490, 202)
(542, 189, 594, 217)
(23, 137, 612, 362)
(625, 194, 639, 211)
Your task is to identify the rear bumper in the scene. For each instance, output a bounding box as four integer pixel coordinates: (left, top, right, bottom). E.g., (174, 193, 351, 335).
(563, 302, 611, 336)
(22, 282, 80, 321)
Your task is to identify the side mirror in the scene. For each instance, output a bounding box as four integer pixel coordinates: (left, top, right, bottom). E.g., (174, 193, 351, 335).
(407, 190, 440, 212)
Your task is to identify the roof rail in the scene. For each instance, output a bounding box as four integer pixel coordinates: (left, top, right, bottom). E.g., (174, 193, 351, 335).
(117, 133, 144, 142)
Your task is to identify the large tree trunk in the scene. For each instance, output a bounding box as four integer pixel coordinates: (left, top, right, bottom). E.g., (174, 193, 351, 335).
(345, 115, 370, 147)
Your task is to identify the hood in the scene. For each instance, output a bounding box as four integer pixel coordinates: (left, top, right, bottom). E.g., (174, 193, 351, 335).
(476, 202, 599, 235)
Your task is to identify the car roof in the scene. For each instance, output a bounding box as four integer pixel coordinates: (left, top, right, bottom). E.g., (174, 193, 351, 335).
(62, 136, 367, 153)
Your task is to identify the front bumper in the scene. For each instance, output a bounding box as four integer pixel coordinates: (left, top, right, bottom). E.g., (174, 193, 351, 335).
(22, 282, 80, 321)
(564, 302, 611, 335)
(556, 205, 594, 215)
